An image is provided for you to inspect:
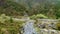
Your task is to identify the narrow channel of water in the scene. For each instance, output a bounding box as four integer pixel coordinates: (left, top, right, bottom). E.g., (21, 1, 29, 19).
(24, 20, 37, 34)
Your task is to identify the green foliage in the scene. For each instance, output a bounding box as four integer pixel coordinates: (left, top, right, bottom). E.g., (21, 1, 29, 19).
(0, 0, 26, 16)
(55, 9, 60, 19)
(0, 0, 60, 19)
(0, 14, 25, 34)
(0, 0, 60, 34)
(30, 14, 48, 19)
(56, 20, 60, 30)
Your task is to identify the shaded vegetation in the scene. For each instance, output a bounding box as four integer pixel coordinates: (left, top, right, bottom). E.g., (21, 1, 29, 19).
(0, 0, 60, 34)
(0, 0, 60, 18)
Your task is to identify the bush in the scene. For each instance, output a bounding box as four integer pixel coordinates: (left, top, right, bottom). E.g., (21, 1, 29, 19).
(56, 22, 60, 30)
(0, 14, 25, 34)
(30, 14, 48, 19)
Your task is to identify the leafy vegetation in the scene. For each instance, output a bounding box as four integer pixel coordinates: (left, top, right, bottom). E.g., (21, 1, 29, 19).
(0, 0, 60, 34)
(56, 20, 60, 30)
(0, 14, 25, 34)
(30, 14, 48, 19)
(0, 0, 60, 18)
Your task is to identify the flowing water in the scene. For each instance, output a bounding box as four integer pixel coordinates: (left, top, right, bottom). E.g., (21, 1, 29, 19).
(23, 18, 60, 34)
(24, 20, 37, 34)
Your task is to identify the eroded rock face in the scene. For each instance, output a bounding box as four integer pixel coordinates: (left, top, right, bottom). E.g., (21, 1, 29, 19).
(40, 29, 59, 34)
(37, 19, 58, 29)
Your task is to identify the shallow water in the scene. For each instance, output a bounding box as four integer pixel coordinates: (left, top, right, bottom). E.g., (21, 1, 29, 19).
(24, 20, 37, 34)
